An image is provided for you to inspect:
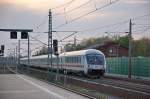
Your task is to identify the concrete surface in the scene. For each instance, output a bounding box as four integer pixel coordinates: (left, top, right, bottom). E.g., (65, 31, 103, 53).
(0, 74, 89, 99)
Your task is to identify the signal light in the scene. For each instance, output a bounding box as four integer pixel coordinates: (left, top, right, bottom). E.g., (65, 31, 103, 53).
(1, 45, 4, 51)
(21, 32, 28, 39)
(0, 45, 4, 56)
(10, 31, 17, 39)
(53, 39, 58, 55)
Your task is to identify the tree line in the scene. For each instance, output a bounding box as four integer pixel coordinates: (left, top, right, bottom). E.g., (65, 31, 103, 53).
(34, 36, 150, 57)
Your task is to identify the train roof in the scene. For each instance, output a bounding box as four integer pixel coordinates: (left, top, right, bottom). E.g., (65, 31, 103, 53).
(21, 54, 56, 60)
(21, 49, 104, 60)
(60, 49, 104, 57)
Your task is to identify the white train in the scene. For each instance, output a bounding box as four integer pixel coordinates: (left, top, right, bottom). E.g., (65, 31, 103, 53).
(20, 49, 106, 76)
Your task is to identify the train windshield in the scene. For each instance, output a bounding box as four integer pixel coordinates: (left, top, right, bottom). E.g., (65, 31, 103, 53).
(86, 54, 104, 65)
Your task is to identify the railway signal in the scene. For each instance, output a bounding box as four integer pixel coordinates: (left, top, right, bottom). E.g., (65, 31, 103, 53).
(1, 45, 4, 51)
(0, 45, 4, 56)
(53, 39, 58, 55)
(21, 32, 28, 39)
(0, 29, 32, 39)
(1, 45, 4, 53)
(10, 31, 17, 39)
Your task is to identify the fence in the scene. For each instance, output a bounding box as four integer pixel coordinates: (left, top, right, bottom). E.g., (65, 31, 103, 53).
(1, 56, 150, 78)
(106, 57, 150, 78)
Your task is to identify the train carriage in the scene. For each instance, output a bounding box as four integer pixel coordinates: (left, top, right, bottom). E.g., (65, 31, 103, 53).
(20, 49, 106, 76)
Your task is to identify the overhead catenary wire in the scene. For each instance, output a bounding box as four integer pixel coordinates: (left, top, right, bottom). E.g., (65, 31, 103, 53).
(53, 0, 92, 16)
(57, 14, 150, 41)
(82, 21, 128, 32)
(33, 15, 48, 31)
(30, 36, 48, 46)
(32, 0, 120, 43)
(31, 1, 150, 43)
(51, 0, 76, 10)
(132, 13, 150, 21)
(33, 0, 76, 31)
(140, 26, 150, 33)
(59, 20, 128, 41)
(60, 32, 78, 41)
(31, 45, 47, 52)
(54, 0, 119, 29)
(31, 8, 150, 48)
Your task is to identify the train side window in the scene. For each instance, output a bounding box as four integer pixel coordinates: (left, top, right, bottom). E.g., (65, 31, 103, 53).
(73, 57, 74, 63)
(69, 57, 70, 63)
(65, 57, 69, 63)
(76, 56, 78, 63)
(75, 56, 77, 63)
(79, 57, 81, 63)
(68, 57, 70, 63)
(75, 56, 76, 63)
(70, 57, 72, 63)
(74, 56, 76, 63)
(65, 57, 67, 63)
(67, 57, 69, 63)
(67, 57, 68, 63)
(71, 57, 73, 63)
(76, 57, 77, 63)
(79, 56, 81, 63)
(74, 57, 75, 63)
(72, 57, 73, 63)
(66, 57, 69, 63)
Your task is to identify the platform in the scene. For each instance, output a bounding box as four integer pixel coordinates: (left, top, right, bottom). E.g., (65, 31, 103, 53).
(0, 74, 89, 99)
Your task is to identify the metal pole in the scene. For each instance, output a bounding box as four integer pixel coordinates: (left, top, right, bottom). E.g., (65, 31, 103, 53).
(128, 19, 132, 78)
(28, 34, 30, 74)
(4, 57, 6, 73)
(15, 46, 18, 73)
(48, 9, 52, 77)
(18, 40, 20, 72)
(50, 10, 53, 72)
(14, 49, 15, 66)
(56, 54, 59, 81)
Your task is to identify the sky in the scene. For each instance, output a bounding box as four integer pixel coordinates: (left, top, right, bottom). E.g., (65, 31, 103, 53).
(0, 0, 150, 56)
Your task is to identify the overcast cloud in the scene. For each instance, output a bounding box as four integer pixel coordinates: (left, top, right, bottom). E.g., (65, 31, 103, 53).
(0, 0, 150, 56)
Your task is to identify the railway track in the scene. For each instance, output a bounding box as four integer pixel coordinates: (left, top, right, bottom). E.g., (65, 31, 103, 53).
(36, 67, 150, 93)
(66, 75, 150, 99)
(94, 77, 150, 95)
(60, 70, 150, 95)
(18, 66, 150, 98)
(70, 75, 150, 94)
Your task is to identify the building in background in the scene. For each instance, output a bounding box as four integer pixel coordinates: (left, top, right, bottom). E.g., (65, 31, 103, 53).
(88, 42, 128, 57)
